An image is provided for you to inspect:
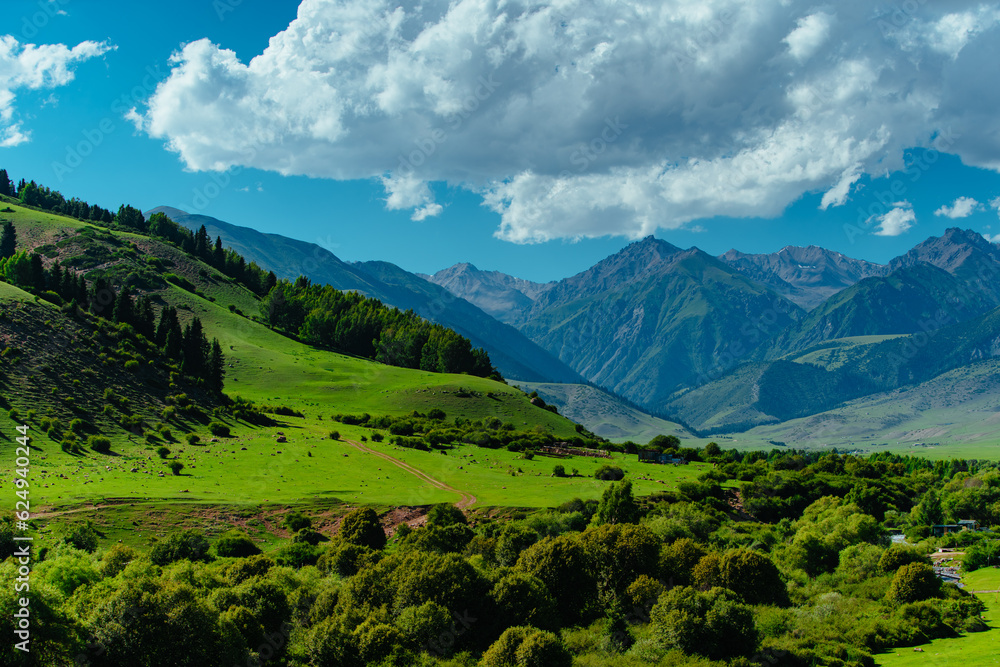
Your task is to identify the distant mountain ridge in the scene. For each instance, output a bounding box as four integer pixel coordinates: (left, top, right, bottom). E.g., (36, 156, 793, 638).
(718, 245, 890, 310)
(516, 236, 803, 410)
(146, 206, 583, 384)
(420, 263, 552, 326)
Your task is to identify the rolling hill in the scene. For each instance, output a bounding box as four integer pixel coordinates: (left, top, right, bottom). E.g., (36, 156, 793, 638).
(146, 206, 582, 384)
(4, 197, 690, 518)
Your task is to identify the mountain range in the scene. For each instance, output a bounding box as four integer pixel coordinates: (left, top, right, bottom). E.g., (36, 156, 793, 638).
(146, 207, 582, 386)
(151, 205, 1000, 441)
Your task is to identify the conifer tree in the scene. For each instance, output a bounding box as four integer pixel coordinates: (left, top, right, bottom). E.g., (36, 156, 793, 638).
(182, 317, 208, 375)
(112, 287, 135, 326)
(208, 339, 225, 392)
(28, 253, 44, 290)
(0, 220, 16, 259)
(213, 236, 224, 267)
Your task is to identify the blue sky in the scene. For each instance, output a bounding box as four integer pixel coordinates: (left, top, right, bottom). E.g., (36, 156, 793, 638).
(3, 0, 1000, 283)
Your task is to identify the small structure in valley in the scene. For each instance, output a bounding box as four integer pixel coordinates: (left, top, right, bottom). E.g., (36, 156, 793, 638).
(638, 450, 687, 465)
(930, 519, 981, 538)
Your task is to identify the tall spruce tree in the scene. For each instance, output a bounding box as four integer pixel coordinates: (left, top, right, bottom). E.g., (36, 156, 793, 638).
(213, 236, 224, 267)
(208, 339, 225, 392)
(0, 220, 16, 259)
(90, 277, 116, 317)
(0, 169, 11, 197)
(155, 306, 181, 347)
(182, 317, 208, 375)
(112, 287, 135, 326)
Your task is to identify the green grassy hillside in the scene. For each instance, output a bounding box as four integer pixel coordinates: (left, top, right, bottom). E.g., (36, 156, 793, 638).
(2, 201, 684, 524)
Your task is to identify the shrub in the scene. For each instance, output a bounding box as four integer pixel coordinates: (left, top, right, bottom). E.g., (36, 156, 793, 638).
(395, 601, 452, 652)
(329, 430, 340, 441)
(338, 507, 386, 550)
(88, 436, 112, 453)
(208, 422, 230, 437)
(275, 542, 321, 568)
(168, 461, 184, 475)
(293, 528, 324, 546)
(481, 626, 535, 667)
(371, 433, 384, 443)
(427, 504, 467, 528)
(124, 359, 140, 372)
(515, 629, 573, 667)
(490, 572, 557, 630)
(185, 434, 200, 445)
(552, 464, 566, 477)
(156, 446, 170, 459)
(225, 554, 275, 584)
(100, 543, 137, 578)
(878, 546, 928, 574)
(215, 531, 262, 558)
(149, 529, 211, 565)
(319, 542, 380, 577)
(650, 586, 757, 661)
(963, 540, 1000, 571)
(63, 521, 99, 552)
(284, 510, 312, 533)
(594, 464, 625, 481)
(887, 562, 942, 604)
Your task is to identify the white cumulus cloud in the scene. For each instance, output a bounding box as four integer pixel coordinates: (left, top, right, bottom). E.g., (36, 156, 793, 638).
(0, 35, 113, 146)
(934, 196, 982, 218)
(134, 0, 1000, 242)
(784, 12, 833, 62)
(872, 202, 916, 237)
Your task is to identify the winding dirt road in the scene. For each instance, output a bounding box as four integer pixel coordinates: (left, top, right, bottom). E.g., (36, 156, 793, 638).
(343, 439, 477, 509)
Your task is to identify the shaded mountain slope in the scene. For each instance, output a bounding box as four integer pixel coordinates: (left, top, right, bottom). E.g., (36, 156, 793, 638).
(146, 207, 582, 383)
(518, 237, 803, 410)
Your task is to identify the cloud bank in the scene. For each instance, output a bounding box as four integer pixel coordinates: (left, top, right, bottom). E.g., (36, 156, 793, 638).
(134, 0, 1000, 242)
(872, 202, 915, 237)
(0, 35, 113, 146)
(934, 196, 982, 218)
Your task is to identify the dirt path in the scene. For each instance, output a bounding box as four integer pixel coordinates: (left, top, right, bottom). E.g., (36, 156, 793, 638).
(344, 439, 477, 509)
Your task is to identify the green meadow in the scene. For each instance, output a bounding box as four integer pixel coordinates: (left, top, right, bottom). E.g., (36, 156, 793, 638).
(876, 566, 1000, 665)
